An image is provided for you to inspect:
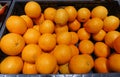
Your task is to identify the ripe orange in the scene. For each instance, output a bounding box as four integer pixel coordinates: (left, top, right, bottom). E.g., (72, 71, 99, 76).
(57, 32, 71, 45)
(92, 29, 106, 41)
(25, 1, 41, 18)
(52, 64, 59, 74)
(20, 15, 33, 28)
(94, 42, 110, 57)
(108, 53, 120, 72)
(39, 20, 55, 34)
(84, 17, 103, 33)
(33, 13, 44, 25)
(64, 6, 77, 22)
(91, 6, 108, 19)
(54, 8, 68, 25)
(38, 33, 56, 52)
(23, 28, 41, 44)
(35, 53, 57, 74)
(113, 35, 120, 53)
(0, 56, 23, 74)
(22, 44, 42, 63)
(33, 25, 40, 32)
(69, 44, 79, 57)
(22, 62, 38, 74)
(70, 32, 79, 45)
(52, 44, 72, 65)
(104, 31, 120, 48)
(77, 28, 91, 40)
(55, 24, 68, 34)
(78, 40, 94, 54)
(77, 7, 91, 22)
(103, 15, 119, 32)
(0, 33, 25, 55)
(94, 57, 109, 73)
(69, 54, 94, 74)
(44, 7, 56, 21)
(6, 16, 27, 35)
(68, 19, 81, 32)
(59, 63, 70, 74)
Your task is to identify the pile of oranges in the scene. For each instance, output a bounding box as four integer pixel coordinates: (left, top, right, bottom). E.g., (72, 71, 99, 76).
(0, 1, 120, 74)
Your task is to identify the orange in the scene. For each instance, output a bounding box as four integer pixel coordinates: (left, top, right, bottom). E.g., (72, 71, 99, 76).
(70, 32, 79, 45)
(94, 42, 110, 57)
(104, 31, 120, 48)
(24, 1, 41, 18)
(22, 44, 42, 63)
(0, 56, 23, 74)
(0, 33, 25, 55)
(54, 8, 68, 25)
(91, 6, 108, 19)
(68, 19, 81, 32)
(23, 28, 41, 44)
(55, 24, 68, 34)
(57, 32, 71, 45)
(20, 15, 33, 28)
(77, 7, 91, 22)
(39, 20, 55, 34)
(33, 25, 40, 32)
(22, 62, 38, 74)
(113, 35, 120, 53)
(64, 6, 77, 22)
(52, 44, 72, 65)
(44, 7, 56, 21)
(33, 13, 44, 25)
(6, 16, 27, 35)
(38, 33, 56, 52)
(78, 40, 94, 54)
(92, 29, 106, 41)
(59, 63, 70, 74)
(103, 15, 119, 32)
(69, 44, 79, 57)
(35, 53, 57, 74)
(52, 64, 59, 74)
(108, 53, 120, 72)
(84, 17, 103, 33)
(77, 28, 91, 40)
(69, 54, 94, 74)
(94, 57, 109, 73)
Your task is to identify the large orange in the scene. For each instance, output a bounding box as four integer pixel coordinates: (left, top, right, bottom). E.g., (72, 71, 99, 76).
(0, 33, 25, 55)
(69, 54, 94, 74)
(0, 56, 23, 74)
(22, 44, 42, 63)
(38, 33, 56, 52)
(35, 53, 57, 74)
(113, 35, 120, 53)
(6, 16, 27, 35)
(24, 1, 41, 18)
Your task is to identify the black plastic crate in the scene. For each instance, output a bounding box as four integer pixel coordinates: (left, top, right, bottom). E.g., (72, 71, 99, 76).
(0, 0, 120, 76)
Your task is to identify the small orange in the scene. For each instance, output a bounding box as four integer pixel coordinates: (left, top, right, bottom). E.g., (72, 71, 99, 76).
(68, 19, 81, 32)
(35, 53, 57, 74)
(69, 54, 94, 74)
(113, 35, 120, 53)
(77, 28, 91, 40)
(22, 44, 42, 63)
(69, 44, 79, 57)
(55, 24, 68, 34)
(53, 44, 72, 65)
(0, 56, 23, 74)
(0, 33, 25, 55)
(52, 64, 59, 74)
(70, 32, 79, 45)
(33, 25, 40, 32)
(38, 33, 56, 52)
(94, 42, 110, 57)
(104, 31, 120, 48)
(64, 6, 77, 22)
(20, 15, 33, 28)
(94, 57, 109, 73)
(6, 16, 27, 35)
(33, 13, 44, 25)
(77, 7, 91, 22)
(23, 28, 41, 44)
(44, 7, 56, 21)
(39, 20, 55, 34)
(78, 40, 94, 54)
(91, 6, 108, 19)
(92, 29, 106, 41)
(103, 15, 119, 32)
(24, 1, 41, 18)
(22, 62, 38, 74)
(59, 63, 70, 74)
